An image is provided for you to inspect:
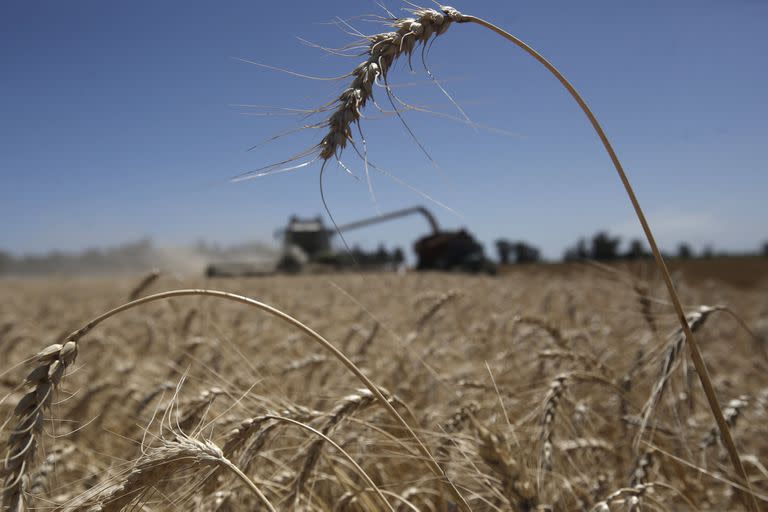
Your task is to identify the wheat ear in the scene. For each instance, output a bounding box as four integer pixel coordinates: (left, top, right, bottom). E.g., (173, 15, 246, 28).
(2, 341, 77, 512)
(127, 269, 160, 301)
(63, 433, 275, 512)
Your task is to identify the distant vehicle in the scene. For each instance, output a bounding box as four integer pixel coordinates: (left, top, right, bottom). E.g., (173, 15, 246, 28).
(205, 206, 495, 276)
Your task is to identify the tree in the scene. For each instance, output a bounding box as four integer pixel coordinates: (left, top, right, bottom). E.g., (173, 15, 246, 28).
(591, 231, 621, 261)
(495, 239, 513, 265)
(497, 239, 541, 264)
(513, 242, 541, 263)
(624, 239, 650, 260)
(762, 242, 768, 257)
(392, 247, 405, 265)
(677, 243, 694, 259)
(564, 238, 589, 261)
(375, 244, 389, 262)
(0, 250, 12, 274)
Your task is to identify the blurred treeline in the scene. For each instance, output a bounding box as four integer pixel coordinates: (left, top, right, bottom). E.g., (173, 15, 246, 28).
(495, 233, 768, 265)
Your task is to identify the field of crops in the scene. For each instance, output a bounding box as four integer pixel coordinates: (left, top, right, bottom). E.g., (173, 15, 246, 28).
(1, 269, 766, 511)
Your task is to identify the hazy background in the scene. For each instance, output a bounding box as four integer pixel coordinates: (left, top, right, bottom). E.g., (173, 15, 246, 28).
(2, 0, 766, 273)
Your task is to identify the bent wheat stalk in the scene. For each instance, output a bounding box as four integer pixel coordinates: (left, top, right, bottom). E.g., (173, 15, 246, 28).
(305, 5, 754, 510)
(455, 15, 756, 510)
(4, 289, 468, 511)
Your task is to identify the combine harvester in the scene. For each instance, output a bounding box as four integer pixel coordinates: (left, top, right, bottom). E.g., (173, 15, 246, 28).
(206, 206, 495, 276)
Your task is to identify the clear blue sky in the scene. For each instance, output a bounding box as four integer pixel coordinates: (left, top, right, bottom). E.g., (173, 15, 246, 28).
(2, 0, 766, 260)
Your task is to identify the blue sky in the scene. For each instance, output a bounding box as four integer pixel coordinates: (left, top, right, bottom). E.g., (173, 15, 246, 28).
(2, 0, 766, 260)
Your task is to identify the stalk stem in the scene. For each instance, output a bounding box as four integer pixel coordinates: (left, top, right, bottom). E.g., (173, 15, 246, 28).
(222, 458, 278, 512)
(460, 14, 757, 511)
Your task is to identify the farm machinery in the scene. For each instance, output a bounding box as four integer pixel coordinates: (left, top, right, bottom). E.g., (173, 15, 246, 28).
(205, 206, 495, 276)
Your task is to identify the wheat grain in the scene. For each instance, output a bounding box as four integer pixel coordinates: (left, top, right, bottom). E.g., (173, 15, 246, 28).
(2, 341, 78, 512)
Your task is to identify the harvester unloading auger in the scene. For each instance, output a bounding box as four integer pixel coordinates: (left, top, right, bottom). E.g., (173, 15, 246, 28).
(206, 206, 495, 276)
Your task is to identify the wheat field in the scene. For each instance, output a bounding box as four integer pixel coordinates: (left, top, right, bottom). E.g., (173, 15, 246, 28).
(1, 269, 766, 511)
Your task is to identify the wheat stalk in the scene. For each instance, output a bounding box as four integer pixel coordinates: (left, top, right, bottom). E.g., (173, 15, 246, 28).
(127, 269, 160, 301)
(299, 5, 755, 508)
